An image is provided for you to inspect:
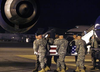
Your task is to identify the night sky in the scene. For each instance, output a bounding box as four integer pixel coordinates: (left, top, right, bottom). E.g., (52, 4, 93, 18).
(27, 0, 100, 33)
(1, 0, 100, 34)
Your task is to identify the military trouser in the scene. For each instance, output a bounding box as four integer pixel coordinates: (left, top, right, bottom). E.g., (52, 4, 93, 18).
(35, 55, 40, 69)
(75, 56, 78, 63)
(76, 52, 85, 69)
(57, 53, 65, 69)
(54, 56, 59, 63)
(46, 55, 59, 67)
(46, 56, 52, 67)
(39, 52, 46, 69)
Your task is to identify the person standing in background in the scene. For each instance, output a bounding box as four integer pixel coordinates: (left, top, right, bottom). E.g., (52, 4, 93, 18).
(89, 35, 99, 70)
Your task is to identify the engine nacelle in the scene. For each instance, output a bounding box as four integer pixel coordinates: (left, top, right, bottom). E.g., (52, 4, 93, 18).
(95, 16, 100, 40)
(0, 0, 39, 33)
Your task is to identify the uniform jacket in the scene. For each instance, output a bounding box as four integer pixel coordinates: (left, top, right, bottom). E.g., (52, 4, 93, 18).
(46, 38, 54, 51)
(33, 38, 47, 53)
(54, 38, 68, 54)
(90, 38, 98, 48)
(76, 39, 86, 54)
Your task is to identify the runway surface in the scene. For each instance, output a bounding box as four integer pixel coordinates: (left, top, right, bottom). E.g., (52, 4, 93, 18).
(0, 44, 100, 72)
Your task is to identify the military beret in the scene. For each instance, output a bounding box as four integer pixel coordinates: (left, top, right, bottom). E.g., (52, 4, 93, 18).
(58, 33, 64, 36)
(77, 34, 82, 36)
(35, 33, 42, 36)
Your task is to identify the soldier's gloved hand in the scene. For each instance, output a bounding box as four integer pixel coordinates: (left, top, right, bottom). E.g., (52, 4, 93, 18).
(34, 51, 38, 55)
(55, 52, 58, 55)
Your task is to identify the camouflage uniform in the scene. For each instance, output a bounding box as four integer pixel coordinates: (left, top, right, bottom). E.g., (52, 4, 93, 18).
(70, 39, 78, 62)
(45, 38, 54, 68)
(76, 39, 86, 69)
(46, 38, 54, 51)
(54, 38, 68, 69)
(53, 38, 59, 63)
(33, 39, 40, 71)
(90, 38, 98, 48)
(33, 38, 47, 69)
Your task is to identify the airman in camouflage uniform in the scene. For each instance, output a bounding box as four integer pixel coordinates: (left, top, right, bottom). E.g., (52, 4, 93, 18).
(54, 34, 68, 72)
(45, 34, 54, 71)
(75, 35, 86, 72)
(33, 34, 40, 72)
(53, 34, 59, 64)
(33, 34, 47, 72)
(70, 34, 78, 62)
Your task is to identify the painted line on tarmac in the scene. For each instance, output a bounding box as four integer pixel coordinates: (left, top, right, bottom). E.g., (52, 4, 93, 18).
(16, 55, 92, 62)
(16, 55, 94, 69)
(16, 55, 100, 71)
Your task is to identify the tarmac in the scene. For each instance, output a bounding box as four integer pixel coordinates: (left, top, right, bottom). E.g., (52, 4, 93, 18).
(0, 42, 100, 72)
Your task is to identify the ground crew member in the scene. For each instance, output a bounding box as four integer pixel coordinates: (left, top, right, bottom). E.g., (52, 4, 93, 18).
(45, 33, 54, 71)
(89, 35, 99, 70)
(33, 34, 40, 72)
(54, 34, 68, 72)
(33, 33, 47, 72)
(75, 35, 86, 72)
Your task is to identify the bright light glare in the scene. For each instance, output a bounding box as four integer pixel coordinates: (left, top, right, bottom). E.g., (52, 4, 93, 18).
(82, 30, 93, 44)
(95, 23, 100, 28)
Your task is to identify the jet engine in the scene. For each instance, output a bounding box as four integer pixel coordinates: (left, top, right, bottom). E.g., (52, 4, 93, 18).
(0, 0, 39, 33)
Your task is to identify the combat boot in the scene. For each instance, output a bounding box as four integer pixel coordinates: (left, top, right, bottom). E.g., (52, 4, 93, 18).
(80, 69, 85, 72)
(91, 67, 97, 70)
(45, 66, 51, 71)
(65, 65, 68, 71)
(56, 67, 60, 72)
(38, 68, 45, 72)
(75, 67, 80, 72)
(60, 69, 65, 72)
(66, 66, 68, 71)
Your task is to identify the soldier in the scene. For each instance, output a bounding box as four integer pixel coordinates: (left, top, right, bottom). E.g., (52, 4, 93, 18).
(55, 34, 59, 39)
(89, 35, 99, 70)
(75, 35, 86, 72)
(33, 33, 47, 72)
(54, 34, 59, 63)
(45, 33, 54, 71)
(33, 34, 40, 72)
(70, 34, 78, 62)
(54, 34, 68, 72)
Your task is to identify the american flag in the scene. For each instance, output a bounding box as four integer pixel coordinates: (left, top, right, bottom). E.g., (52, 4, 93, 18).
(34, 45, 58, 56)
(50, 45, 58, 55)
(71, 46, 77, 56)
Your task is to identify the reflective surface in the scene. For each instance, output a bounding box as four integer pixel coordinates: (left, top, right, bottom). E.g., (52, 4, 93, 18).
(0, 0, 39, 33)
(95, 16, 100, 39)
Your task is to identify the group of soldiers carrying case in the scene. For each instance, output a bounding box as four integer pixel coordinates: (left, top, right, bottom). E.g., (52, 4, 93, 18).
(33, 33, 100, 72)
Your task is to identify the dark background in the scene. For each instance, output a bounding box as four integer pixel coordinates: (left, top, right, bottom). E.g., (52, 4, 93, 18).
(1, 0, 100, 34)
